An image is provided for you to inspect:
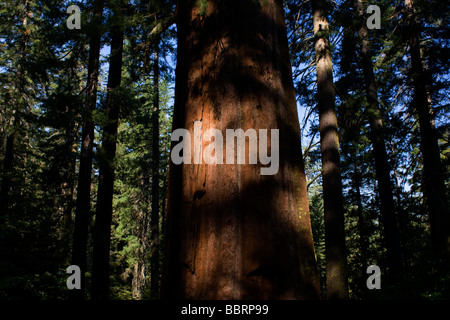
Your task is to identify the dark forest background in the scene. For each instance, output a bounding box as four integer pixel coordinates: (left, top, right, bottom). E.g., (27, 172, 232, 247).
(0, 0, 448, 300)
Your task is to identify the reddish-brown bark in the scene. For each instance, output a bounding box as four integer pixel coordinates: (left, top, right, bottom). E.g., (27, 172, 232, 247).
(311, 0, 349, 300)
(161, 0, 320, 300)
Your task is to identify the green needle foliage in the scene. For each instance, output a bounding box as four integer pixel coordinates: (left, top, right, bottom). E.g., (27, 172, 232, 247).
(0, 0, 448, 300)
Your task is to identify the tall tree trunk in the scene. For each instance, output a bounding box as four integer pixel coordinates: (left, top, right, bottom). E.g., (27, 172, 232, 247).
(352, 163, 367, 267)
(311, 0, 349, 300)
(62, 67, 81, 244)
(91, 13, 124, 300)
(354, 0, 403, 279)
(71, 0, 104, 300)
(0, 0, 30, 217)
(404, 0, 449, 256)
(131, 254, 147, 299)
(59, 108, 78, 261)
(150, 44, 161, 299)
(161, 0, 320, 299)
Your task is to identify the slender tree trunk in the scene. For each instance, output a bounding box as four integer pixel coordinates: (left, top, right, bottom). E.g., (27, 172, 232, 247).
(352, 163, 367, 267)
(71, 0, 104, 300)
(160, 166, 168, 253)
(150, 44, 161, 299)
(159, 165, 168, 273)
(91, 15, 124, 300)
(351, 162, 371, 293)
(311, 0, 349, 300)
(404, 0, 449, 255)
(132, 176, 150, 300)
(63, 125, 78, 240)
(162, 0, 320, 299)
(62, 67, 81, 242)
(59, 111, 78, 260)
(354, 0, 403, 278)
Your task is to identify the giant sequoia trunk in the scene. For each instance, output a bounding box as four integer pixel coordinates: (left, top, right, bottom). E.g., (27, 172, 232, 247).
(91, 15, 124, 300)
(354, 0, 403, 278)
(404, 0, 450, 255)
(71, 0, 104, 300)
(311, 0, 349, 299)
(161, 0, 320, 299)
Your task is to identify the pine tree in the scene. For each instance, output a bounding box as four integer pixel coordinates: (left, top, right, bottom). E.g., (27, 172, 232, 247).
(161, 0, 320, 299)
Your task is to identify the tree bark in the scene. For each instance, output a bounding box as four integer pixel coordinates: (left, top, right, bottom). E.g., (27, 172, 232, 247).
(311, 0, 349, 300)
(161, 0, 320, 299)
(404, 0, 449, 255)
(354, 0, 403, 279)
(71, 0, 104, 300)
(352, 163, 367, 267)
(91, 12, 124, 300)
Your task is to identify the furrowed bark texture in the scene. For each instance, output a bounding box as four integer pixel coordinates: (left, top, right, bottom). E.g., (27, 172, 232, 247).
(311, 0, 349, 300)
(162, 0, 320, 300)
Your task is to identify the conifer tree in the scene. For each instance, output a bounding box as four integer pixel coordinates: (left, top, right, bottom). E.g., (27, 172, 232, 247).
(162, 0, 320, 299)
(71, 0, 104, 300)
